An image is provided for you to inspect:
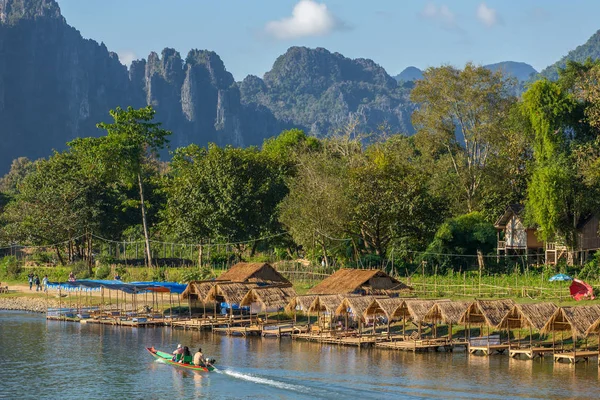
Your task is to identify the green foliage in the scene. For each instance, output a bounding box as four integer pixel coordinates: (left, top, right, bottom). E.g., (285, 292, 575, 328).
(180, 266, 215, 283)
(94, 265, 111, 279)
(422, 212, 496, 272)
(1, 256, 21, 278)
(70, 261, 90, 279)
(152, 267, 167, 282)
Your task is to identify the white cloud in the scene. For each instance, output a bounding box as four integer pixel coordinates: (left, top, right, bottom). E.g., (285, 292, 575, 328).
(264, 0, 346, 40)
(117, 50, 137, 67)
(420, 3, 458, 30)
(477, 3, 499, 27)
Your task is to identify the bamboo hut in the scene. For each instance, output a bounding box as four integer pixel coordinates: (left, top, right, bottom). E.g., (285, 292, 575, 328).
(423, 301, 471, 340)
(335, 296, 376, 334)
(307, 294, 346, 331)
(204, 282, 259, 319)
(460, 299, 515, 329)
(180, 280, 222, 318)
(307, 269, 410, 295)
(240, 286, 297, 313)
(541, 305, 600, 344)
(285, 295, 318, 324)
(363, 297, 406, 337)
(498, 303, 558, 346)
(216, 262, 291, 285)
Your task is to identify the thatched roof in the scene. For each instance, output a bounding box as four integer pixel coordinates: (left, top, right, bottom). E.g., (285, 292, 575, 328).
(308, 294, 345, 314)
(204, 282, 259, 305)
(541, 305, 600, 338)
(285, 295, 318, 313)
(307, 268, 407, 295)
(335, 296, 376, 320)
(216, 262, 291, 285)
(459, 299, 515, 328)
(497, 303, 558, 331)
(363, 297, 406, 319)
(401, 299, 440, 324)
(181, 280, 220, 300)
(423, 301, 471, 325)
(240, 286, 297, 311)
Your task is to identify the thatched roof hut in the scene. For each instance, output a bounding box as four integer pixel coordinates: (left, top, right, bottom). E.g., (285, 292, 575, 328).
(308, 294, 345, 314)
(335, 296, 376, 321)
(204, 282, 259, 306)
(459, 299, 515, 328)
(541, 305, 600, 338)
(307, 268, 410, 295)
(216, 262, 291, 285)
(363, 297, 406, 320)
(402, 300, 440, 324)
(181, 280, 220, 301)
(240, 286, 297, 311)
(497, 303, 558, 331)
(424, 301, 471, 325)
(285, 295, 318, 314)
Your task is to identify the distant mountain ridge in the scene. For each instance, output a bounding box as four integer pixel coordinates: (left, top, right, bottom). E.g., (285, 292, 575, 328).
(395, 61, 538, 83)
(539, 29, 600, 80)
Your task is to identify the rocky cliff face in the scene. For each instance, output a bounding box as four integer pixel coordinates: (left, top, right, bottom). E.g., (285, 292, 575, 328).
(0, 0, 274, 172)
(241, 46, 415, 137)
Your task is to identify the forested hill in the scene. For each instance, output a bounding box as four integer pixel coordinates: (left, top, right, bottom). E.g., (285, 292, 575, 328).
(395, 62, 538, 83)
(0, 0, 284, 174)
(240, 47, 416, 138)
(539, 30, 600, 80)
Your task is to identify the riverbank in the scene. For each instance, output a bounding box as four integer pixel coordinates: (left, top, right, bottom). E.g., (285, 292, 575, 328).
(0, 296, 61, 313)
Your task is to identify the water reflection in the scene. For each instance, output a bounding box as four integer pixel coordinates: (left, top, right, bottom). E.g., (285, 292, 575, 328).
(2, 311, 600, 400)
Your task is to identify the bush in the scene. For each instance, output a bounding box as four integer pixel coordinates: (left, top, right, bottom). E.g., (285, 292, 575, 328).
(94, 265, 111, 279)
(31, 251, 55, 265)
(209, 252, 235, 267)
(70, 261, 91, 279)
(152, 267, 166, 282)
(180, 267, 215, 283)
(1, 256, 21, 278)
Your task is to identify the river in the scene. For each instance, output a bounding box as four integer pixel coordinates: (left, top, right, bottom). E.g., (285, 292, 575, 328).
(1, 311, 598, 399)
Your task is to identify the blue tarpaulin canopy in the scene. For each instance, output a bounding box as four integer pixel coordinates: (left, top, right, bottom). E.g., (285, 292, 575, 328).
(46, 280, 186, 294)
(549, 273, 572, 282)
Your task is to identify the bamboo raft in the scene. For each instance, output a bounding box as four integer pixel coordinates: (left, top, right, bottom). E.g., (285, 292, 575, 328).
(509, 347, 555, 359)
(553, 351, 599, 363)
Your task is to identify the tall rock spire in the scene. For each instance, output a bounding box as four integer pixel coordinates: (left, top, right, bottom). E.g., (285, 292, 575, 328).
(0, 0, 62, 24)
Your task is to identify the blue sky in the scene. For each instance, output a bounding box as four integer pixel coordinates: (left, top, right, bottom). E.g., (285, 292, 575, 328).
(57, 0, 600, 81)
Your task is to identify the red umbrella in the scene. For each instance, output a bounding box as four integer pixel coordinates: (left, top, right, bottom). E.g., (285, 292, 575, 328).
(569, 279, 595, 301)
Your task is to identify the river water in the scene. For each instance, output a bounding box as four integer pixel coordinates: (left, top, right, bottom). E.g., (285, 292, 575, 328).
(1, 311, 599, 399)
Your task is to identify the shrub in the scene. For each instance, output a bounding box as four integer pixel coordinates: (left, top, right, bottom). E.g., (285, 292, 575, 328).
(180, 266, 215, 283)
(70, 261, 91, 279)
(94, 264, 111, 279)
(1, 256, 21, 278)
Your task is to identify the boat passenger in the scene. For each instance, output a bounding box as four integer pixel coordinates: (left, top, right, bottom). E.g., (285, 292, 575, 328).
(193, 348, 205, 367)
(68, 271, 76, 282)
(172, 344, 183, 361)
(180, 346, 192, 364)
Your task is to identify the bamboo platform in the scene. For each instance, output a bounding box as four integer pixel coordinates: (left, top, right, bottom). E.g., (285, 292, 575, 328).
(213, 325, 263, 336)
(375, 338, 465, 352)
(509, 347, 555, 359)
(292, 332, 380, 347)
(468, 344, 510, 356)
(553, 351, 599, 363)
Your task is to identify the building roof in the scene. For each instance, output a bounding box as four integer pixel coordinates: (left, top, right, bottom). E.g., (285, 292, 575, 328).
(494, 204, 525, 228)
(541, 305, 600, 338)
(307, 268, 407, 295)
(423, 301, 472, 325)
(216, 262, 291, 285)
(285, 295, 319, 313)
(240, 286, 297, 311)
(363, 297, 406, 319)
(497, 302, 558, 331)
(203, 282, 259, 305)
(335, 296, 377, 320)
(459, 299, 515, 328)
(181, 280, 221, 300)
(308, 294, 346, 314)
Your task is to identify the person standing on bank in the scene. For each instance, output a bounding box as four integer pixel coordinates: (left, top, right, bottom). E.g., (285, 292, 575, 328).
(42, 275, 49, 292)
(27, 273, 34, 290)
(34, 274, 41, 291)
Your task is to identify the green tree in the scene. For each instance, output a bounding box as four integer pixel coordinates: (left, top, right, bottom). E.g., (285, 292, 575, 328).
(69, 106, 171, 267)
(163, 144, 287, 259)
(410, 63, 516, 212)
(423, 212, 496, 272)
(0, 157, 35, 195)
(521, 80, 579, 244)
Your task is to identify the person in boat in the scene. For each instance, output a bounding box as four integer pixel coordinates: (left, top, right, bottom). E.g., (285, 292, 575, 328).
(193, 347, 205, 367)
(68, 271, 76, 282)
(172, 344, 184, 361)
(179, 346, 192, 364)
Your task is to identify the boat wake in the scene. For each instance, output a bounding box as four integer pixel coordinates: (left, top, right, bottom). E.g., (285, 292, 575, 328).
(217, 369, 307, 393)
